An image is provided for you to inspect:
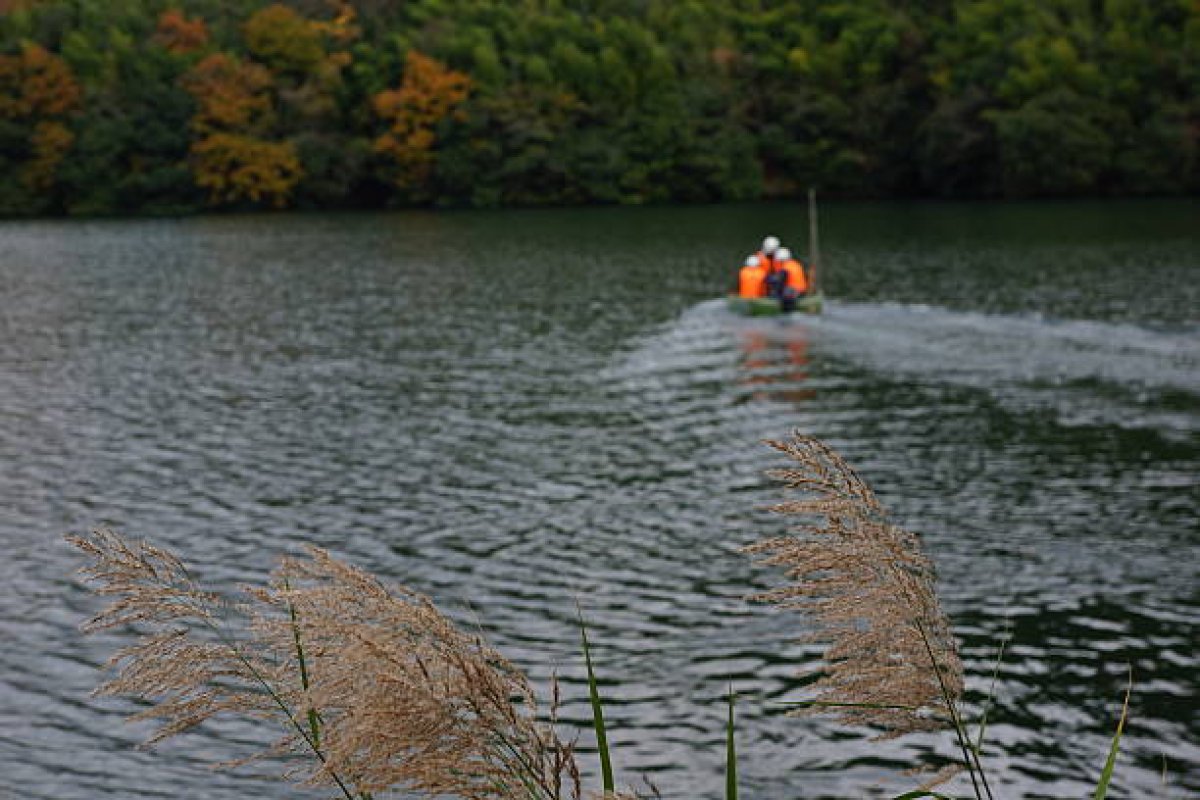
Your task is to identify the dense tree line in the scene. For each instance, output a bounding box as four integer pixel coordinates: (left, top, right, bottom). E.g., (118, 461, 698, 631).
(0, 0, 1196, 215)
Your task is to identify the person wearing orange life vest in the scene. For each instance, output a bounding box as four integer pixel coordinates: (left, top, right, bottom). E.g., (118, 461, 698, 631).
(737, 255, 767, 298)
(764, 247, 808, 312)
(775, 247, 809, 295)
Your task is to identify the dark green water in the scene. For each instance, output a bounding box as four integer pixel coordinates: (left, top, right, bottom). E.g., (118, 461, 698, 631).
(1, 200, 1196, 798)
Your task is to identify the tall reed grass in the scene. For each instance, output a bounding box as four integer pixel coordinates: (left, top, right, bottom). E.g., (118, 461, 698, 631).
(70, 433, 1129, 799)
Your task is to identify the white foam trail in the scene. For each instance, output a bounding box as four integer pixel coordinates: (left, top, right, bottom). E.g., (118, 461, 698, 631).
(610, 298, 1199, 436)
(819, 301, 1199, 395)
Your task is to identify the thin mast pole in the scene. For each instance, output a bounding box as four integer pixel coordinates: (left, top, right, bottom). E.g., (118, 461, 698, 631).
(807, 187, 821, 296)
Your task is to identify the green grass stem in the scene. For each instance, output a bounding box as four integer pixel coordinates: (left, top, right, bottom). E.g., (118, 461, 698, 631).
(284, 580, 323, 751)
(1093, 669, 1132, 799)
(578, 607, 615, 794)
(181, 573, 358, 800)
(283, 581, 374, 800)
(914, 620, 988, 800)
(973, 634, 1008, 757)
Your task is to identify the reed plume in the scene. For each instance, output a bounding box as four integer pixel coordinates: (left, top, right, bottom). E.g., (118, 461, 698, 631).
(743, 434, 976, 790)
(70, 529, 584, 800)
(69, 529, 282, 744)
(250, 546, 581, 799)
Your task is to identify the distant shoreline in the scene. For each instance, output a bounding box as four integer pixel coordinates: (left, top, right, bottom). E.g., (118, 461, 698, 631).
(3, 1, 1195, 218)
(3, 191, 1196, 224)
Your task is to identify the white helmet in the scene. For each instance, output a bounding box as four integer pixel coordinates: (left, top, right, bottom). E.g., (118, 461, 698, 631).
(744, 255, 760, 267)
(776, 247, 792, 261)
(762, 236, 780, 254)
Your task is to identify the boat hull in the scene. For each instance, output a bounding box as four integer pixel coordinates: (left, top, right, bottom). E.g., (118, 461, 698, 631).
(727, 292, 824, 316)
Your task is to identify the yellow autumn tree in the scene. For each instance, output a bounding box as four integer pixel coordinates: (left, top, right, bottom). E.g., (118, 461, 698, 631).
(190, 133, 302, 207)
(373, 50, 471, 194)
(181, 53, 302, 207)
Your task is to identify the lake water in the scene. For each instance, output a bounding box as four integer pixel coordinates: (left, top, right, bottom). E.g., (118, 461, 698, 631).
(1, 200, 1196, 799)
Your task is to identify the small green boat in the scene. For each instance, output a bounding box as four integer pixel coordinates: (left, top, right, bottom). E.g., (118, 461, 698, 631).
(727, 292, 825, 317)
(730, 189, 828, 317)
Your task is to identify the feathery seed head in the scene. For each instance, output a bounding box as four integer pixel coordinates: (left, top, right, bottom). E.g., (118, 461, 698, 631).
(744, 434, 964, 756)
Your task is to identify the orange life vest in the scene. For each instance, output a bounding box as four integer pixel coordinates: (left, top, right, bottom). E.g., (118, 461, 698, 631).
(738, 263, 767, 298)
(780, 258, 808, 294)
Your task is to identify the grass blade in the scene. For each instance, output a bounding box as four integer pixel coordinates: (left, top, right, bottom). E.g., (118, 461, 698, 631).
(578, 607, 614, 793)
(284, 579, 323, 751)
(973, 633, 1008, 757)
(726, 686, 737, 800)
(1093, 669, 1132, 799)
(915, 620, 988, 800)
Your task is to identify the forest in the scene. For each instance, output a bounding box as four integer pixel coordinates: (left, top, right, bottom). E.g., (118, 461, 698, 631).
(0, 0, 1196, 215)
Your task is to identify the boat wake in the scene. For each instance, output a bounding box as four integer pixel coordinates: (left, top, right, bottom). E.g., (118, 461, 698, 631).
(821, 299, 1196, 386)
(613, 298, 1200, 437)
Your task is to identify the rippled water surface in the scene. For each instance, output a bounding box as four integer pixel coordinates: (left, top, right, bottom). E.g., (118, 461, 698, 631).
(1, 200, 1197, 798)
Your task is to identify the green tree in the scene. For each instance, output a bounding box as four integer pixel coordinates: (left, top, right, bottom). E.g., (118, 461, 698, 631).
(243, 3, 324, 75)
(986, 89, 1113, 196)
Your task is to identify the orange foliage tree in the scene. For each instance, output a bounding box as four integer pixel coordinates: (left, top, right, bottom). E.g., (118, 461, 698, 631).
(0, 0, 48, 12)
(0, 42, 81, 118)
(373, 50, 471, 195)
(190, 133, 302, 207)
(0, 42, 80, 195)
(154, 9, 210, 55)
(183, 53, 275, 133)
(181, 53, 302, 207)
